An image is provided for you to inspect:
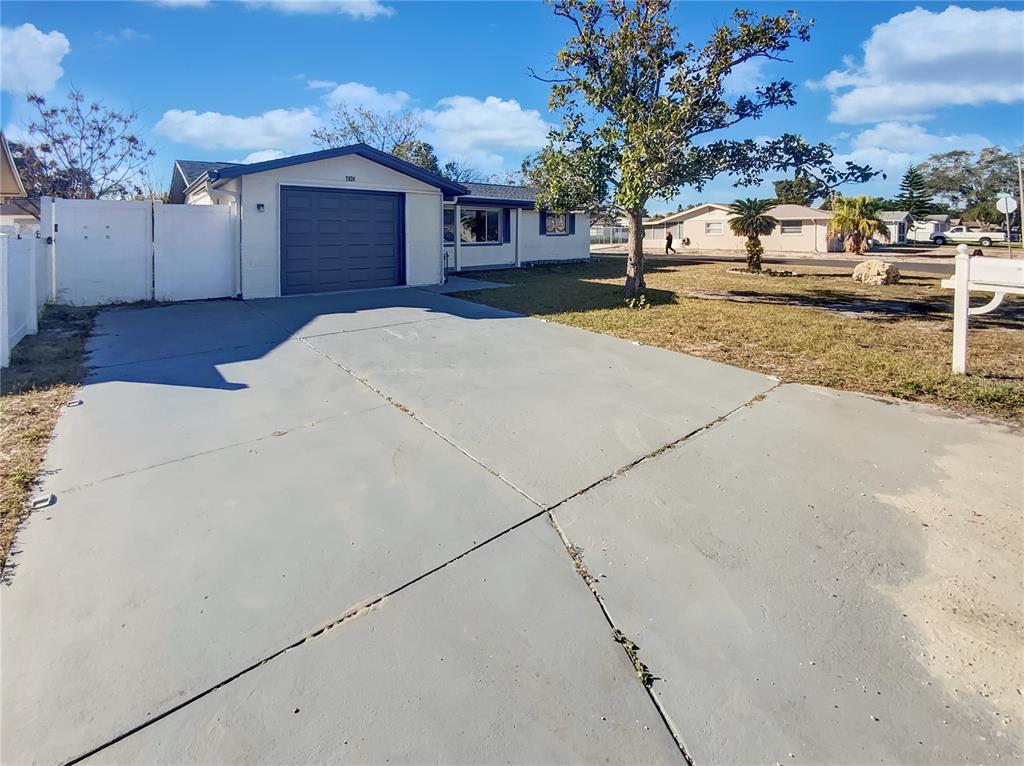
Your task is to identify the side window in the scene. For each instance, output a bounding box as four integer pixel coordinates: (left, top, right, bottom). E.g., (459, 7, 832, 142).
(443, 209, 455, 244)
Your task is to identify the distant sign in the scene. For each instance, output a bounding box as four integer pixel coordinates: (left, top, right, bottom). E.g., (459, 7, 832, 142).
(996, 196, 1017, 215)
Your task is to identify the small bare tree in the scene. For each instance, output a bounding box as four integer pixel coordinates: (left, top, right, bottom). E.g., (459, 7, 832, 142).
(312, 105, 424, 152)
(441, 159, 482, 183)
(24, 89, 156, 199)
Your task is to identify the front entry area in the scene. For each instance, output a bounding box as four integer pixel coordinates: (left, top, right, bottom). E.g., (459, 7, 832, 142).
(280, 186, 404, 295)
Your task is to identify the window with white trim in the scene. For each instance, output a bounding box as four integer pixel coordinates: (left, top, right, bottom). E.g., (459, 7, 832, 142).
(704, 221, 724, 235)
(545, 212, 568, 235)
(443, 209, 455, 244)
(779, 220, 802, 235)
(460, 209, 501, 244)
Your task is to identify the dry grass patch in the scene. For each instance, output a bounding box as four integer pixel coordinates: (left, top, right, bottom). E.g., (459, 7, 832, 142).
(1, 305, 96, 572)
(454, 259, 1023, 421)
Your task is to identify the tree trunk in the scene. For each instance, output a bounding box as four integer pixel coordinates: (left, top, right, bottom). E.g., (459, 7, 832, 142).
(746, 236, 763, 272)
(624, 210, 646, 299)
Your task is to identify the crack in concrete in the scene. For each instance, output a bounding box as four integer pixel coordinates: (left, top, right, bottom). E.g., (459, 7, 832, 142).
(66, 302, 779, 765)
(48, 405, 388, 496)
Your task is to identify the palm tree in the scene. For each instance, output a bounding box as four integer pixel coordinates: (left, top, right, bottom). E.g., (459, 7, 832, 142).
(727, 198, 778, 272)
(827, 196, 888, 255)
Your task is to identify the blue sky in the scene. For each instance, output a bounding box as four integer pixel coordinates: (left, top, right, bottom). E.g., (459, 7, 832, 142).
(2, 0, 1022, 212)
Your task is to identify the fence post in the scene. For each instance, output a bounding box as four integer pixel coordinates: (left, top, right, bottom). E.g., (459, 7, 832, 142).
(26, 237, 38, 335)
(951, 243, 970, 374)
(1, 235, 10, 368)
(39, 196, 56, 302)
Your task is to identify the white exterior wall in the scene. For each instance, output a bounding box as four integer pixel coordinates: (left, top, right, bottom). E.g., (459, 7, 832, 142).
(226, 154, 443, 298)
(1, 234, 39, 367)
(519, 210, 590, 263)
(644, 209, 839, 253)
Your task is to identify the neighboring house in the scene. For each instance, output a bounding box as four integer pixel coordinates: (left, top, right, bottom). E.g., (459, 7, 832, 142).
(0, 132, 38, 237)
(171, 144, 589, 297)
(908, 214, 950, 243)
(644, 203, 842, 253)
(877, 211, 912, 244)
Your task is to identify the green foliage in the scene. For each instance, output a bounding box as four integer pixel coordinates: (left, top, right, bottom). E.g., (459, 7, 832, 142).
(624, 293, 649, 310)
(728, 198, 776, 272)
(917, 147, 1020, 213)
(393, 140, 440, 174)
(311, 104, 423, 153)
(827, 196, 888, 254)
(772, 174, 819, 206)
(894, 166, 936, 220)
(525, 0, 878, 216)
(523, 0, 878, 296)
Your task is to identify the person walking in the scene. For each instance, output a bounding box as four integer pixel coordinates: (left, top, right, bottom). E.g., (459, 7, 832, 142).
(665, 230, 677, 255)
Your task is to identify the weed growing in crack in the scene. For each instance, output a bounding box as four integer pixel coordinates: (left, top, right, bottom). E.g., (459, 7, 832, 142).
(613, 629, 658, 689)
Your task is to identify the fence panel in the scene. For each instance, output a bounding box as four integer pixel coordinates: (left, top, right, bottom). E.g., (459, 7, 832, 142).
(54, 199, 153, 305)
(1, 235, 39, 368)
(154, 204, 236, 301)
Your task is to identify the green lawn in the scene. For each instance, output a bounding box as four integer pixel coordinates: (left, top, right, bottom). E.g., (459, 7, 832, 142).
(454, 258, 1024, 422)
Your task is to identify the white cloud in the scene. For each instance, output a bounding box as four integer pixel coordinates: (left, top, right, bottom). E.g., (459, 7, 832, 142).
(96, 28, 150, 44)
(0, 23, 70, 94)
(242, 0, 394, 18)
(155, 107, 320, 151)
(239, 149, 288, 164)
(323, 81, 409, 111)
(306, 79, 337, 90)
(422, 96, 549, 158)
(813, 6, 1024, 123)
(839, 122, 992, 176)
(724, 59, 767, 96)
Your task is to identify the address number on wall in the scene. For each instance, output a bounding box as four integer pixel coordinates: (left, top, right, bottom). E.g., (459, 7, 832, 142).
(345, 176, 356, 181)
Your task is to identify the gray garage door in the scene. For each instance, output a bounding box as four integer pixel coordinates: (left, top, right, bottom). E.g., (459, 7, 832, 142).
(280, 187, 404, 295)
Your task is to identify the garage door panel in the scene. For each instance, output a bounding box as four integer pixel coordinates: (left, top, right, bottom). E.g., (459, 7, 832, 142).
(281, 187, 403, 295)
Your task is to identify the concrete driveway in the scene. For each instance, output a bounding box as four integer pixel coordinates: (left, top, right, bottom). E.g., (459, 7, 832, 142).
(3, 286, 1021, 765)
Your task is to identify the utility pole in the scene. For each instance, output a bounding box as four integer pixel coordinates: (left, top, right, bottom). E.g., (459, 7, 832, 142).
(1017, 153, 1023, 253)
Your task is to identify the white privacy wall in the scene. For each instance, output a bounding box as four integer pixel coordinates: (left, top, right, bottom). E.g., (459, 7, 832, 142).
(154, 203, 235, 301)
(1, 235, 40, 367)
(36, 197, 237, 307)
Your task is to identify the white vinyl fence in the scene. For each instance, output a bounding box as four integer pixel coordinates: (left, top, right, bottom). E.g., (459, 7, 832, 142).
(1, 234, 43, 368)
(1, 197, 237, 365)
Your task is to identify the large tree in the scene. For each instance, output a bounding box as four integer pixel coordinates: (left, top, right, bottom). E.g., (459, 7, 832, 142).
(917, 147, 1019, 216)
(22, 89, 155, 199)
(525, 0, 877, 298)
(393, 140, 440, 174)
(772, 174, 819, 206)
(894, 165, 936, 220)
(312, 104, 424, 153)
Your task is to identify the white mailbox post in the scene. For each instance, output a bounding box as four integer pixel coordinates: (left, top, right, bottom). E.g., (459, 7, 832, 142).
(941, 244, 1024, 373)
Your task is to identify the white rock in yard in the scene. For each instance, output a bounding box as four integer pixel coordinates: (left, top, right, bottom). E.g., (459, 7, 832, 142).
(852, 259, 901, 286)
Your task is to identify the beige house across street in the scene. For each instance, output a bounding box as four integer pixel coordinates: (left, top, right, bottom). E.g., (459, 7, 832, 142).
(644, 202, 843, 253)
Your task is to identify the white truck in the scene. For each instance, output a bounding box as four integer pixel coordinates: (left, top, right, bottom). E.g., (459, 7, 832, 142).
(932, 226, 1007, 247)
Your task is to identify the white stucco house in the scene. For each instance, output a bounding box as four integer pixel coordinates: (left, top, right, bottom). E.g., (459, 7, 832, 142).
(643, 203, 842, 253)
(169, 144, 589, 298)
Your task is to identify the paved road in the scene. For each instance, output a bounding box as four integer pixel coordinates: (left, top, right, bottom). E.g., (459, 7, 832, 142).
(3, 288, 1020, 764)
(594, 251, 957, 275)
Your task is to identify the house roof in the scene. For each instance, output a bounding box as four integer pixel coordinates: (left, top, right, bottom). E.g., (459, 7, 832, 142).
(1, 199, 39, 218)
(878, 210, 912, 221)
(1, 132, 27, 201)
(168, 160, 243, 204)
(460, 182, 537, 203)
(206, 143, 470, 199)
(768, 204, 832, 221)
(925, 214, 950, 222)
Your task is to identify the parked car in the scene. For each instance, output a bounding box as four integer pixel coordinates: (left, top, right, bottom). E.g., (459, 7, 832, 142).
(932, 226, 1007, 247)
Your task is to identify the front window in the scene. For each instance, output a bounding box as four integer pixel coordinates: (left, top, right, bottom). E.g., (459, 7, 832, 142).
(705, 221, 724, 235)
(461, 208, 501, 244)
(779, 220, 802, 235)
(443, 208, 455, 244)
(546, 212, 568, 235)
